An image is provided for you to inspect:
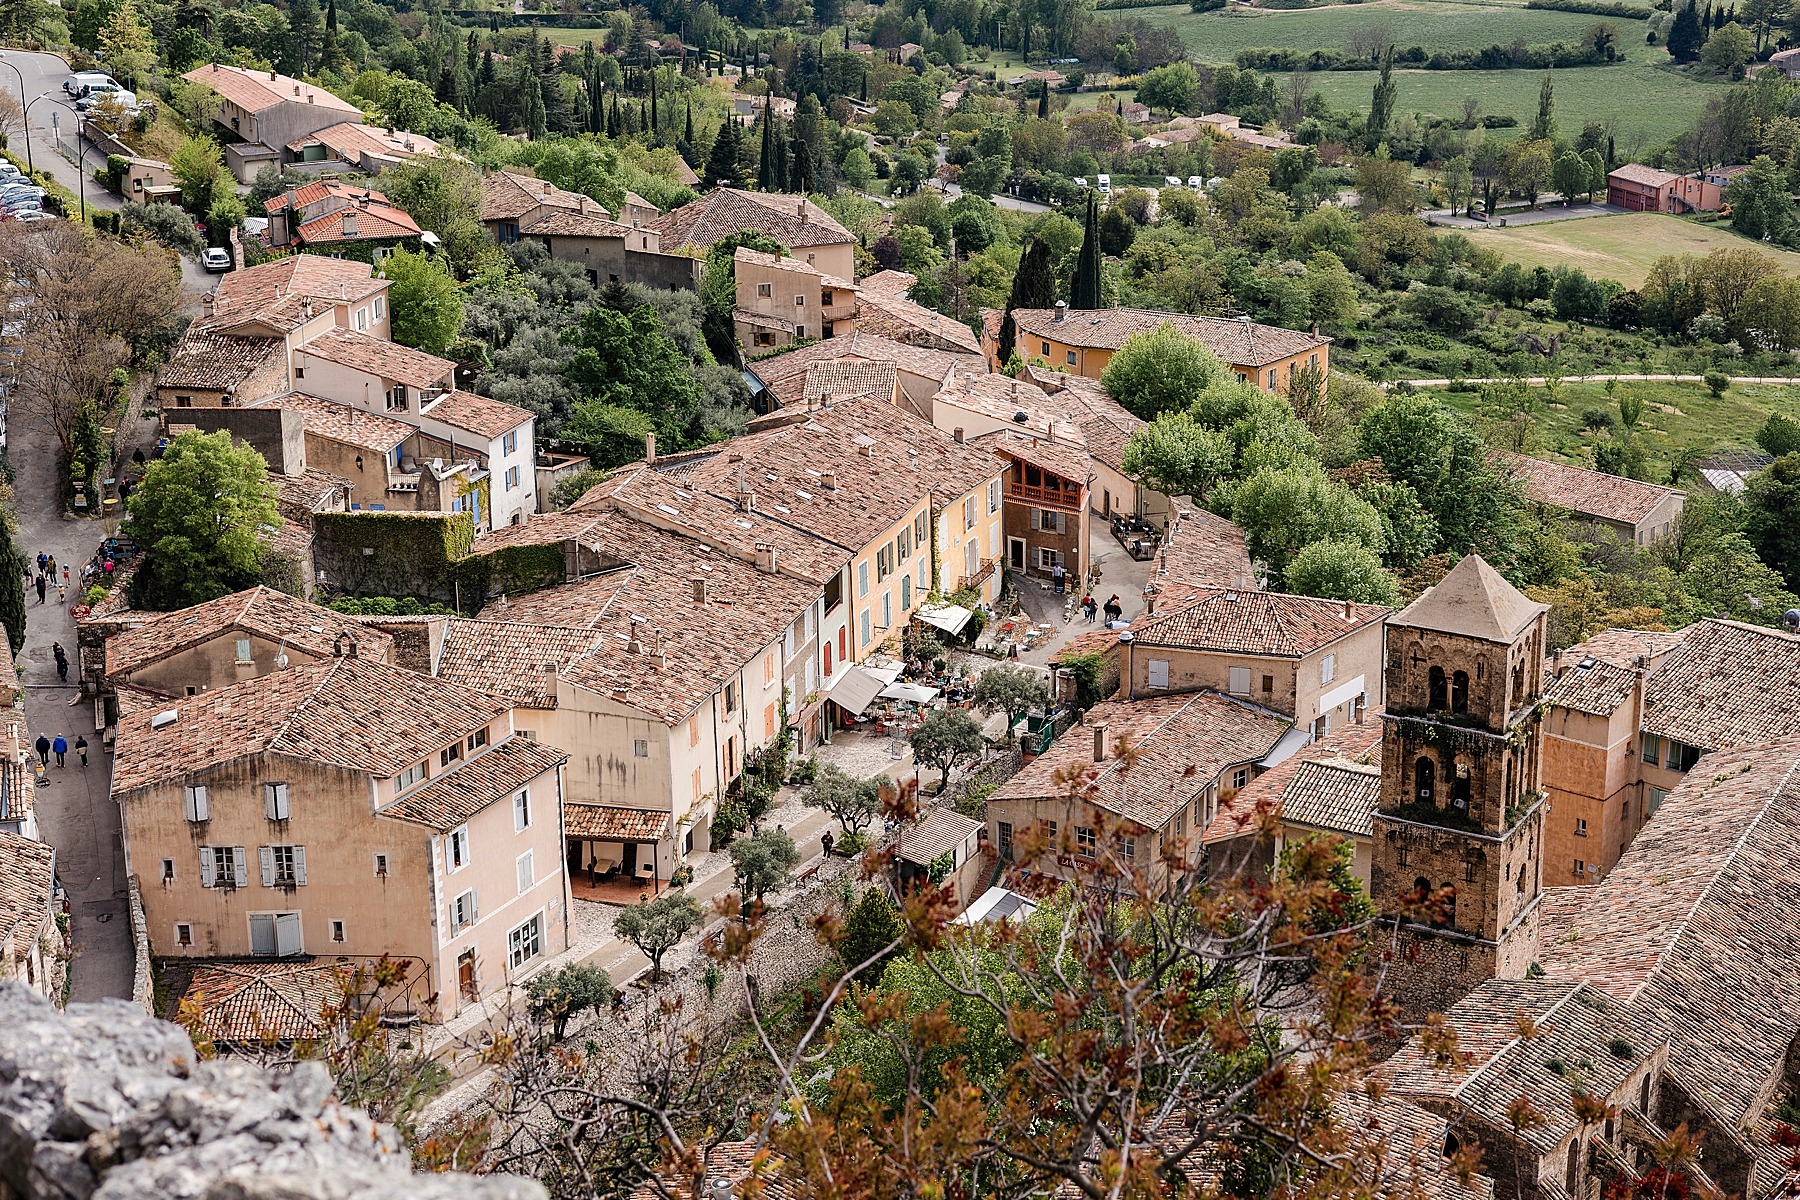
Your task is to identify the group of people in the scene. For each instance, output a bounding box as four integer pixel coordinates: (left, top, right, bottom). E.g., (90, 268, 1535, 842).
(33, 731, 85, 770)
(1079, 594, 1125, 624)
(31, 553, 67, 608)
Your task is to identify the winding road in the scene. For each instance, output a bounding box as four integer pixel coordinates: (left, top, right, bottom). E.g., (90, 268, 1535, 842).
(0, 47, 120, 215)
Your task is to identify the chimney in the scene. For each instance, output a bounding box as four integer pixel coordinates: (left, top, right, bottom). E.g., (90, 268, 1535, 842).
(202, 291, 215, 315)
(645, 431, 656, 463)
(1053, 300, 1067, 322)
(1092, 724, 1109, 763)
(821, 470, 837, 490)
(284, 188, 299, 210)
(952, 427, 964, 443)
(270, 68, 278, 80)
(692, 577, 707, 604)
(738, 489, 755, 513)
(755, 543, 777, 573)
(1341, 600, 1352, 618)
(797, 197, 806, 218)
(342, 212, 358, 237)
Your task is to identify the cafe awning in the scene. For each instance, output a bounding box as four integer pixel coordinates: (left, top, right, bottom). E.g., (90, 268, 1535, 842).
(879, 681, 939, 704)
(916, 603, 974, 635)
(830, 665, 888, 716)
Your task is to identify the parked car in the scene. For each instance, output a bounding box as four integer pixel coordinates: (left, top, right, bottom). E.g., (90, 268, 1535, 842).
(200, 247, 232, 273)
(10, 211, 52, 224)
(63, 71, 116, 98)
(75, 84, 136, 112)
(0, 188, 46, 206)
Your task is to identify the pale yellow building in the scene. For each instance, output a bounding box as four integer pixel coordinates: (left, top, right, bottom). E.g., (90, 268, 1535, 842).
(732, 246, 858, 351)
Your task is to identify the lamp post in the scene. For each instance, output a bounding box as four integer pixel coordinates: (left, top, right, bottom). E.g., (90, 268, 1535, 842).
(0, 58, 25, 171)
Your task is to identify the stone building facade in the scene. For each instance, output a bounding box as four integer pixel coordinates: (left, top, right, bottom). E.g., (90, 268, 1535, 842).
(1371, 556, 1550, 1016)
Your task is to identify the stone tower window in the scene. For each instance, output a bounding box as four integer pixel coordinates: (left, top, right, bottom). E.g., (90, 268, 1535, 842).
(1429, 665, 1448, 711)
(1415, 757, 1436, 805)
(1452, 670, 1469, 714)
(1440, 884, 1457, 927)
(1452, 763, 1472, 812)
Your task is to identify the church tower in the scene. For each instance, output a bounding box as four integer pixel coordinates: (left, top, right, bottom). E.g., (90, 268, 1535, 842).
(1371, 555, 1550, 1016)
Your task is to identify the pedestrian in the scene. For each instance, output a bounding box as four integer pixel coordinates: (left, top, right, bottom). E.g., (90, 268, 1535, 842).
(51, 735, 65, 768)
(45, 555, 55, 579)
(32, 735, 47, 769)
(1103, 593, 1122, 623)
(60, 567, 68, 588)
(1082, 594, 1097, 623)
(56, 581, 65, 606)
(821, 829, 836, 858)
(34, 574, 44, 605)
(34, 553, 45, 575)
(102, 559, 114, 577)
(1051, 561, 1066, 594)
(74, 736, 87, 768)
(52, 643, 67, 683)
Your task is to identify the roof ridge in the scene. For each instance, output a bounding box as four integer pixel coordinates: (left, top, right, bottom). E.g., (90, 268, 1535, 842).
(1461, 981, 1591, 1095)
(268, 657, 352, 754)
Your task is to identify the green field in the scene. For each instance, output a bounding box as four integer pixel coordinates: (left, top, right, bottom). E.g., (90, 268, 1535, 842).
(1458, 213, 1800, 287)
(1131, 0, 1728, 145)
(1436, 379, 1800, 475)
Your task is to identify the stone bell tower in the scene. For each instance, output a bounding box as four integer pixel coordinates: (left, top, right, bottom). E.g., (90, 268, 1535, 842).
(1371, 555, 1550, 1017)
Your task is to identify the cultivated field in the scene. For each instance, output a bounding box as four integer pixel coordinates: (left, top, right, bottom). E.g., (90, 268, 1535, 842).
(1457, 213, 1800, 287)
(1142, 0, 1621, 59)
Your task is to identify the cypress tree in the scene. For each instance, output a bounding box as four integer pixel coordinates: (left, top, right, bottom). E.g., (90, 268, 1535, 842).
(757, 102, 777, 189)
(325, 0, 336, 32)
(1366, 46, 1395, 147)
(1668, 2, 1704, 62)
(639, 99, 649, 134)
(1011, 238, 1058, 310)
(649, 70, 659, 134)
(685, 98, 695, 144)
(789, 136, 813, 194)
(1071, 194, 1102, 310)
(706, 118, 740, 188)
(0, 517, 24, 657)
(860, 70, 868, 101)
(1530, 71, 1554, 141)
(1038, 81, 1048, 118)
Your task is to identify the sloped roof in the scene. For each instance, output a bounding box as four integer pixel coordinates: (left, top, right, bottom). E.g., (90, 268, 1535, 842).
(993, 692, 1290, 830)
(523, 210, 634, 238)
(251, 391, 411, 453)
(1007, 307, 1330, 369)
(856, 289, 984, 355)
(380, 735, 567, 830)
(1202, 714, 1384, 845)
(1608, 162, 1682, 189)
(1276, 758, 1382, 837)
(181, 961, 346, 1043)
(436, 619, 608, 709)
(1505, 453, 1682, 527)
(566, 803, 670, 841)
(111, 655, 506, 794)
(1388, 555, 1546, 644)
(1130, 588, 1387, 659)
(423, 389, 532, 439)
(652, 187, 852, 251)
(157, 331, 285, 393)
(480, 169, 603, 223)
(283, 122, 444, 162)
(293, 199, 420, 244)
(204, 255, 383, 329)
(896, 808, 983, 864)
(1541, 653, 1639, 719)
(297, 328, 454, 390)
(1151, 504, 1254, 594)
(733, 245, 856, 290)
(0, 832, 53, 967)
(105, 586, 392, 678)
(972, 428, 1091, 485)
(182, 63, 360, 115)
(1640, 618, 1800, 750)
(801, 360, 898, 406)
(751, 334, 982, 409)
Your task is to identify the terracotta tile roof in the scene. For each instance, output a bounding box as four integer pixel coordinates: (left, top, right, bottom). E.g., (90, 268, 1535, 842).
(1389, 554, 1546, 645)
(523, 209, 633, 238)
(1008, 307, 1330, 369)
(896, 808, 983, 864)
(182, 63, 360, 115)
(1023, 368, 1145, 475)
(203, 256, 384, 332)
(181, 962, 345, 1043)
(855, 289, 984, 355)
(261, 179, 362, 214)
(1385, 978, 1642, 1158)
(251, 391, 411, 452)
(481, 569, 632, 629)
(994, 692, 1290, 830)
(1504, 453, 1682, 526)
(380, 735, 567, 830)
(0, 831, 53, 966)
(104, 586, 393, 678)
(1202, 714, 1383, 844)
(801, 360, 897, 406)
(1639, 619, 1800, 750)
(751, 334, 982, 409)
(1130, 588, 1387, 659)
(480, 170, 603, 223)
(157, 331, 286, 393)
(1153, 504, 1255, 593)
(733, 245, 856, 291)
(283, 122, 444, 163)
(1538, 735, 1800, 1139)
(972, 428, 1091, 485)
(297, 328, 454, 390)
(652, 187, 852, 252)
(276, 468, 350, 518)
(422, 389, 531, 440)
(110, 655, 507, 794)
(294, 200, 421, 244)
(858, 269, 916, 296)
(436, 619, 608, 708)
(935, 369, 1080, 441)
(1541, 653, 1639, 719)
(846, 332, 985, 383)
(1275, 758, 1382, 836)
(565, 803, 670, 841)
(1564, 626, 1689, 670)
(1608, 162, 1682, 189)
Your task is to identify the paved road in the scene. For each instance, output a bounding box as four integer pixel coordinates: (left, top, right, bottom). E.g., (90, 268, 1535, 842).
(11, 400, 132, 1001)
(0, 47, 120, 215)
(1394, 373, 1800, 389)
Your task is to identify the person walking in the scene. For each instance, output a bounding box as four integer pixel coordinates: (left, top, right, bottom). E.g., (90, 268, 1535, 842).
(32, 735, 48, 769)
(51, 735, 65, 768)
(33, 574, 44, 605)
(1051, 561, 1066, 594)
(821, 829, 836, 858)
(34, 553, 45, 576)
(45, 554, 55, 580)
(1103, 594, 1123, 623)
(74, 736, 87, 768)
(1082, 594, 1097, 623)
(60, 567, 69, 589)
(55, 581, 65, 606)
(52, 643, 67, 683)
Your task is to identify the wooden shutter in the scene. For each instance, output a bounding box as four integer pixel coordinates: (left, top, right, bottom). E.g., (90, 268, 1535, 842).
(198, 848, 215, 888)
(275, 913, 302, 957)
(249, 913, 275, 956)
(293, 846, 307, 887)
(184, 786, 209, 822)
(259, 847, 275, 887)
(232, 848, 248, 888)
(264, 783, 289, 821)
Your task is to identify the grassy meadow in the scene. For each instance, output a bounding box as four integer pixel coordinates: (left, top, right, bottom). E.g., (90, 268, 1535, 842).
(1456, 214, 1800, 288)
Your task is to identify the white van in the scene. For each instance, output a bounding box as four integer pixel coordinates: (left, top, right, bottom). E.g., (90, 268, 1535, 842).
(63, 71, 116, 98)
(1097, 173, 1112, 193)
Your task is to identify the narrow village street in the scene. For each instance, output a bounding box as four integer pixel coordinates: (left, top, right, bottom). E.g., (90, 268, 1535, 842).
(11, 407, 132, 1001)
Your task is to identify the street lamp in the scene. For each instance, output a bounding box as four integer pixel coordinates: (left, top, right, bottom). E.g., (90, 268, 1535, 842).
(0, 58, 25, 169)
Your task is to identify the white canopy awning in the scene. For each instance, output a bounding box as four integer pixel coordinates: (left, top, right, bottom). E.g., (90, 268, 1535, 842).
(830, 665, 888, 716)
(917, 603, 974, 635)
(879, 682, 940, 704)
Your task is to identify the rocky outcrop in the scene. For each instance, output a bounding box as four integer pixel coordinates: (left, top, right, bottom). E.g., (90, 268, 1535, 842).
(0, 984, 543, 1200)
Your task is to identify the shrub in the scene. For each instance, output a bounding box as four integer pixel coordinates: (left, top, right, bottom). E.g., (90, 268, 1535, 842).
(1580, 407, 1616, 432)
(1704, 371, 1730, 398)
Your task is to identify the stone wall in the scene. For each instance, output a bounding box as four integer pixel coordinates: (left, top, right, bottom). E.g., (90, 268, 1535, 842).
(0, 984, 542, 1199)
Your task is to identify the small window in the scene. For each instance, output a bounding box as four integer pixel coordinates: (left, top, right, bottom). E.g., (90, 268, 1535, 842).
(160, 858, 174, 883)
(448, 826, 470, 872)
(1065, 350, 1077, 365)
(1232, 767, 1249, 790)
(988, 479, 1001, 513)
(1574, 858, 1588, 877)
(1641, 732, 1659, 765)
(373, 853, 389, 878)
(330, 919, 345, 942)
(451, 889, 477, 931)
(1228, 666, 1251, 696)
(183, 786, 210, 823)
(1262, 674, 1274, 694)
(633, 738, 650, 758)
(396, 762, 426, 792)
(505, 466, 520, 491)
(508, 913, 543, 969)
(513, 790, 531, 831)
(724, 681, 738, 715)
(503, 430, 517, 456)
(1575, 818, 1588, 837)
(1041, 342, 1051, 356)
(1076, 826, 1097, 858)
(441, 742, 462, 768)
(757, 282, 772, 297)
(1146, 659, 1169, 690)
(175, 922, 194, 946)
(467, 728, 488, 752)
(235, 637, 253, 663)
(1321, 653, 1336, 685)
(795, 294, 806, 307)
(516, 850, 535, 894)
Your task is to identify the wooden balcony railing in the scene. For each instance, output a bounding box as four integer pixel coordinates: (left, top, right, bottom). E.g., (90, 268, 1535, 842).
(1009, 481, 1083, 509)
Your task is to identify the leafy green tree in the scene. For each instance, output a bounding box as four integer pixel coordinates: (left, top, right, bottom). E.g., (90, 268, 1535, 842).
(1283, 539, 1402, 606)
(1668, 1, 1705, 61)
(1552, 151, 1590, 206)
(1365, 47, 1396, 147)
(1136, 61, 1198, 115)
(1746, 453, 1800, 590)
(1702, 21, 1755, 73)
(1442, 155, 1472, 215)
(1529, 70, 1556, 142)
(1304, 251, 1361, 331)
(170, 135, 230, 213)
(803, 763, 882, 839)
(1726, 155, 1793, 243)
(1097, 205, 1137, 257)
(972, 665, 1050, 729)
(1100, 323, 1228, 419)
(1358, 394, 1522, 560)
(377, 156, 490, 277)
(382, 248, 465, 355)
(99, 0, 156, 87)
(562, 402, 655, 470)
(1358, 480, 1439, 569)
(1121, 411, 1235, 501)
(1070, 192, 1103, 310)
(1503, 139, 1554, 207)
(125, 431, 281, 612)
(837, 888, 906, 975)
(613, 891, 701, 980)
(1278, 834, 1376, 934)
(730, 827, 801, 904)
(1228, 464, 1387, 580)
(0, 512, 25, 655)
(704, 118, 741, 189)
(842, 147, 873, 189)
(525, 963, 614, 1040)
(562, 304, 703, 451)
(1758, 412, 1800, 458)
(909, 708, 984, 791)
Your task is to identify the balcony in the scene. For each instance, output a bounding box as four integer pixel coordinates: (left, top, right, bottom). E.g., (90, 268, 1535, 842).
(968, 555, 999, 588)
(1009, 480, 1083, 510)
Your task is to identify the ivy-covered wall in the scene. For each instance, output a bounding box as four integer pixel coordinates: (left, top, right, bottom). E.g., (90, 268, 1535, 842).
(313, 511, 476, 608)
(455, 542, 568, 603)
